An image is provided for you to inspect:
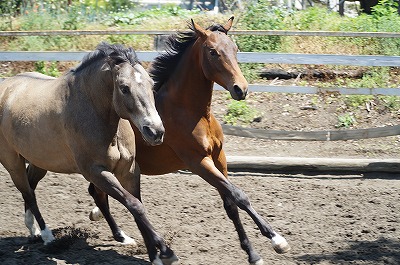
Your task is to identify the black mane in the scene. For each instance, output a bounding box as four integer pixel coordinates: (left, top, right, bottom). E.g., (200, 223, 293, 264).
(73, 42, 140, 73)
(150, 22, 227, 91)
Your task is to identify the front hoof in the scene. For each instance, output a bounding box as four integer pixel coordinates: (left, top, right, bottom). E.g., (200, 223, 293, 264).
(271, 234, 290, 254)
(250, 258, 264, 265)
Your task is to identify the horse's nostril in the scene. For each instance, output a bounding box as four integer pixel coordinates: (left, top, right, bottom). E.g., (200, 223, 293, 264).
(234, 85, 245, 99)
(143, 125, 164, 144)
(143, 125, 154, 137)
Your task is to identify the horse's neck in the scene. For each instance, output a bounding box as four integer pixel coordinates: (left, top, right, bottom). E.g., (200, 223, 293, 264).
(166, 43, 213, 115)
(70, 69, 119, 127)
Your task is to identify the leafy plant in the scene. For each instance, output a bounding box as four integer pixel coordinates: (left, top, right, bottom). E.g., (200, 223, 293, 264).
(236, 1, 288, 52)
(378, 95, 400, 111)
(336, 113, 356, 128)
(34, 61, 60, 77)
(223, 100, 259, 125)
(344, 95, 374, 109)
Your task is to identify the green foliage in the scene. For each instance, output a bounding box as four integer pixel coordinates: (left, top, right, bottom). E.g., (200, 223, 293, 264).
(344, 95, 374, 109)
(378, 95, 400, 111)
(236, 1, 289, 52)
(103, 5, 199, 26)
(290, 7, 342, 30)
(347, 67, 394, 88)
(336, 112, 356, 128)
(223, 100, 259, 125)
(34, 61, 60, 77)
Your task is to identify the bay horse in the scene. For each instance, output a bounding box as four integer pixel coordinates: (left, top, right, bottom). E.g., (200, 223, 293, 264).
(88, 18, 290, 265)
(0, 42, 171, 259)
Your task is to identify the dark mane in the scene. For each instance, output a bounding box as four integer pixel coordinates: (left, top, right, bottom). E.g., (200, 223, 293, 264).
(72, 42, 140, 73)
(150, 22, 227, 91)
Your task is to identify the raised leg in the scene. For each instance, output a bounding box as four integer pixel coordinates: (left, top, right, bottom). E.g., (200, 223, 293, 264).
(188, 155, 290, 256)
(214, 151, 263, 264)
(84, 165, 178, 264)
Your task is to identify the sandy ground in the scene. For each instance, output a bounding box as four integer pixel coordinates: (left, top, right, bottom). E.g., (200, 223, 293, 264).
(0, 160, 399, 265)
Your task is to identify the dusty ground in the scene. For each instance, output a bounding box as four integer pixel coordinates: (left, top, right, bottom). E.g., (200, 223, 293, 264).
(0, 64, 399, 264)
(0, 168, 399, 265)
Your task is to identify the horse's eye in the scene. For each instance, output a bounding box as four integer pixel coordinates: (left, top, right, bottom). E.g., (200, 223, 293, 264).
(120, 85, 130, 94)
(210, 49, 218, 56)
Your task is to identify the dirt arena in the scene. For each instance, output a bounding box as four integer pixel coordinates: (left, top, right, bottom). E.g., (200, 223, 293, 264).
(1, 147, 399, 265)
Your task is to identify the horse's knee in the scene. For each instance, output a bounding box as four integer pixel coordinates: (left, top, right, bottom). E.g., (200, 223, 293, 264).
(226, 182, 250, 209)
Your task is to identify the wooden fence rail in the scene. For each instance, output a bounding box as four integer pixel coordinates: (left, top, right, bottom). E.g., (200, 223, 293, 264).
(1, 29, 400, 38)
(2, 51, 400, 67)
(221, 124, 400, 141)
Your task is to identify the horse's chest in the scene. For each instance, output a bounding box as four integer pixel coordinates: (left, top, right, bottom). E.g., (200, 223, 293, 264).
(107, 135, 135, 173)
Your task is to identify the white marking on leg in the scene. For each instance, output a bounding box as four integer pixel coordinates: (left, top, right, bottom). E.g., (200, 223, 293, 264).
(89, 207, 103, 221)
(41, 225, 55, 245)
(251, 258, 264, 265)
(134, 72, 143, 83)
(24, 210, 40, 236)
(271, 231, 290, 253)
(119, 230, 137, 246)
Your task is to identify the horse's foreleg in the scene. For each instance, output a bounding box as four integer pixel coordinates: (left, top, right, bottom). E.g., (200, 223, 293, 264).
(85, 166, 178, 264)
(193, 157, 290, 255)
(213, 153, 263, 264)
(88, 183, 136, 245)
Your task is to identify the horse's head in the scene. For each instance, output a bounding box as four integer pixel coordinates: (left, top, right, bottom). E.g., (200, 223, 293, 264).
(105, 47, 164, 146)
(192, 17, 248, 100)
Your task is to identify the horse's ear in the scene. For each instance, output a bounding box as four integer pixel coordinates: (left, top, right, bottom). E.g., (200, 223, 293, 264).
(101, 62, 111, 72)
(223, 16, 234, 32)
(191, 19, 208, 39)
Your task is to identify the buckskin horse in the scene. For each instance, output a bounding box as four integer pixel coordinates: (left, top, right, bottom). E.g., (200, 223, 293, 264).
(87, 18, 290, 265)
(0, 42, 170, 259)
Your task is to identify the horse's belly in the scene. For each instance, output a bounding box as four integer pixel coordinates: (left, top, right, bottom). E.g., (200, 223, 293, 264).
(19, 143, 79, 174)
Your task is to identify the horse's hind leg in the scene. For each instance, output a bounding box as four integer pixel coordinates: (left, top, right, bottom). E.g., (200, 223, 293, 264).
(2, 154, 54, 244)
(88, 183, 136, 245)
(24, 164, 47, 237)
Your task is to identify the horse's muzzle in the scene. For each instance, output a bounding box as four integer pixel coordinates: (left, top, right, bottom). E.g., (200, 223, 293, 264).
(143, 125, 165, 146)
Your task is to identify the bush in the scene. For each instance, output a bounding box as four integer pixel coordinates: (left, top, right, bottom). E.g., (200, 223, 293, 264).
(236, 1, 288, 52)
(223, 100, 259, 125)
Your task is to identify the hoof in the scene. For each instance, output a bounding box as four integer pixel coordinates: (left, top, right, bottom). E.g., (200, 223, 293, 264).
(41, 226, 55, 245)
(161, 253, 179, 265)
(271, 234, 290, 254)
(152, 253, 179, 265)
(117, 231, 137, 246)
(250, 258, 264, 265)
(89, 207, 103, 221)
